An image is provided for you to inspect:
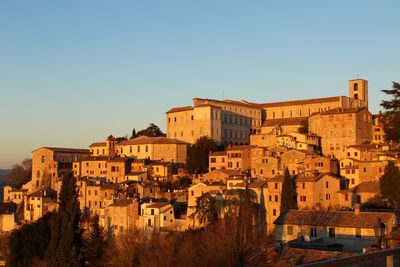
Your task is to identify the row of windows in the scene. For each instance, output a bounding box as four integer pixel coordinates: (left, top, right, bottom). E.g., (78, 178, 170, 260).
(286, 226, 362, 238)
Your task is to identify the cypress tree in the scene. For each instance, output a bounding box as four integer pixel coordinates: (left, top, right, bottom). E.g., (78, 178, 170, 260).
(46, 173, 83, 267)
(83, 215, 107, 266)
(380, 81, 400, 142)
(380, 161, 400, 208)
(280, 168, 297, 212)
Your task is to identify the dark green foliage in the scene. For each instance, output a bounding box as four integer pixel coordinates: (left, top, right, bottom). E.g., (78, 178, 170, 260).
(380, 161, 400, 208)
(364, 194, 390, 209)
(186, 136, 218, 174)
(84, 215, 107, 266)
(280, 168, 297, 212)
(130, 128, 137, 139)
(380, 82, 400, 142)
(115, 136, 128, 142)
(298, 119, 308, 134)
(7, 212, 52, 267)
(6, 158, 31, 188)
(46, 173, 84, 267)
(133, 123, 166, 138)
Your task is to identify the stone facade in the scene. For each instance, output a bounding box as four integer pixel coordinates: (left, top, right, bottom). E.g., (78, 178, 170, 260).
(31, 147, 90, 191)
(309, 108, 372, 159)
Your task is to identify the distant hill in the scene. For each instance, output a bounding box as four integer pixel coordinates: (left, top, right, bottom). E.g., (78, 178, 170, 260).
(0, 170, 11, 200)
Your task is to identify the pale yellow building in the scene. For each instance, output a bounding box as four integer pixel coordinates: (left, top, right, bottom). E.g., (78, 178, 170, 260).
(3, 186, 28, 205)
(166, 98, 263, 145)
(274, 210, 395, 252)
(139, 202, 176, 232)
(24, 188, 57, 222)
(295, 172, 347, 210)
(209, 145, 252, 172)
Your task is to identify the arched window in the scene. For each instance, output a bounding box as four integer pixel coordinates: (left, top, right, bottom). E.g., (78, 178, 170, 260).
(354, 93, 359, 99)
(354, 83, 358, 91)
(41, 155, 45, 163)
(36, 170, 40, 178)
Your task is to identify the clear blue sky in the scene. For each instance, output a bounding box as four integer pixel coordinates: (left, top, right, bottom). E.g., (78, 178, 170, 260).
(1, 0, 399, 168)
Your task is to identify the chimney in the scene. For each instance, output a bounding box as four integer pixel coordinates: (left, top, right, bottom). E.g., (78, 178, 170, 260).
(354, 204, 361, 215)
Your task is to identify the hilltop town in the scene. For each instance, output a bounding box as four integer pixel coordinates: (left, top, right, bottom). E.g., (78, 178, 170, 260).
(2, 79, 400, 265)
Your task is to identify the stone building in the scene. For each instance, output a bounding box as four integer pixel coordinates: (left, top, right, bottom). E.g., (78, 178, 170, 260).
(104, 198, 139, 235)
(338, 181, 380, 208)
(295, 172, 348, 210)
(166, 98, 263, 145)
(90, 135, 189, 163)
(31, 147, 90, 191)
(24, 187, 57, 222)
(274, 209, 395, 252)
(208, 145, 252, 172)
(139, 202, 176, 232)
(309, 107, 372, 159)
(76, 178, 115, 217)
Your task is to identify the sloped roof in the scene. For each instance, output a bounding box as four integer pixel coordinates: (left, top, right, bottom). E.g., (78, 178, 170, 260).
(109, 198, 136, 207)
(228, 145, 252, 151)
(28, 188, 57, 198)
(117, 136, 188, 146)
(146, 202, 170, 209)
(210, 151, 227, 156)
(318, 107, 367, 115)
(33, 147, 90, 154)
(263, 117, 307, 127)
(166, 106, 194, 114)
(274, 210, 395, 228)
(340, 181, 380, 194)
(89, 142, 106, 147)
(257, 96, 342, 108)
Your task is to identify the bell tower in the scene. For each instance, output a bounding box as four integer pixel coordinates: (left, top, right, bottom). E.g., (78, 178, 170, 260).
(349, 79, 368, 108)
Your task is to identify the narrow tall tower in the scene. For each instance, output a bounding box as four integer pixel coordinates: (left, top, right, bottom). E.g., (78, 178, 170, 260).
(349, 79, 368, 108)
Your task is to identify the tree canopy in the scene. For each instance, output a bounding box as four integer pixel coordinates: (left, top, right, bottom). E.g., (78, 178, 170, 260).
(131, 123, 166, 138)
(380, 81, 400, 142)
(7, 212, 53, 267)
(46, 173, 84, 267)
(380, 161, 400, 208)
(83, 215, 107, 266)
(6, 158, 31, 188)
(186, 136, 218, 174)
(298, 119, 308, 134)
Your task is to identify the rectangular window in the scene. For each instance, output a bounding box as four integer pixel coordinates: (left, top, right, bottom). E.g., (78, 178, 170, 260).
(287, 226, 293, 235)
(310, 228, 317, 238)
(329, 227, 335, 238)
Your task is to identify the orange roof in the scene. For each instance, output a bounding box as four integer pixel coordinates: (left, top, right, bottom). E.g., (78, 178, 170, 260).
(263, 117, 307, 127)
(89, 142, 106, 147)
(33, 147, 90, 154)
(257, 96, 342, 108)
(117, 136, 188, 146)
(166, 106, 194, 114)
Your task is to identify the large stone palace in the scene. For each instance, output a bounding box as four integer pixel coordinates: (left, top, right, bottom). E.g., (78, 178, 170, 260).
(166, 79, 369, 146)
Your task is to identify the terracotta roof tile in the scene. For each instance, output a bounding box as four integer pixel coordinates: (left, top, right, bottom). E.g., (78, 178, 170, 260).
(117, 136, 188, 146)
(166, 106, 194, 114)
(274, 210, 395, 228)
(263, 117, 307, 127)
(89, 142, 106, 147)
(259, 96, 342, 108)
